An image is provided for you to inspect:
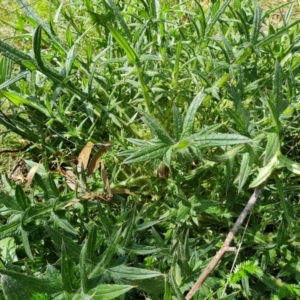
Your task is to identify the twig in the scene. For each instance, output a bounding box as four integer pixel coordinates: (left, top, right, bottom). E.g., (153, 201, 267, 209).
(0, 143, 31, 154)
(185, 185, 264, 300)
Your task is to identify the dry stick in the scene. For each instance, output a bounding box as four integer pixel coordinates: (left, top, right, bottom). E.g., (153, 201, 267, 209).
(185, 185, 264, 300)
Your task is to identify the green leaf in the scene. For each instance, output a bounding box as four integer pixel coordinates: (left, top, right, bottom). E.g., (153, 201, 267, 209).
(15, 185, 30, 211)
(21, 229, 33, 259)
(238, 152, 254, 193)
(61, 243, 76, 292)
(105, 0, 132, 40)
(86, 284, 134, 299)
(181, 90, 206, 139)
(124, 143, 170, 164)
(205, 0, 231, 36)
(2, 275, 34, 300)
(45, 226, 80, 258)
(137, 108, 174, 144)
(191, 133, 252, 148)
(0, 71, 29, 90)
(0, 238, 18, 264)
(0, 220, 20, 239)
(173, 105, 183, 141)
(0, 269, 63, 294)
(249, 155, 280, 188)
(33, 25, 44, 68)
(273, 61, 288, 119)
(109, 27, 137, 64)
(0, 90, 49, 116)
(109, 265, 163, 280)
(251, 4, 262, 44)
(256, 19, 300, 47)
(264, 133, 280, 164)
(169, 269, 185, 300)
(80, 239, 88, 293)
(52, 212, 78, 235)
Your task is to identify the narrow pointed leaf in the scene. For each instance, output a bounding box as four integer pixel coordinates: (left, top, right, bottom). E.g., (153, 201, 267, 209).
(61, 243, 76, 292)
(109, 27, 137, 64)
(191, 133, 252, 148)
(173, 105, 183, 141)
(0, 269, 63, 293)
(15, 185, 30, 211)
(109, 265, 163, 280)
(33, 25, 44, 68)
(124, 143, 170, 164)
(87, 284, 134, 299)
(137, 108, 174, 144)
(249, 156, 280, 188)
(181, 90, 206, 139)
(0, 90, 49, 116)
(0, 71, 29, 90)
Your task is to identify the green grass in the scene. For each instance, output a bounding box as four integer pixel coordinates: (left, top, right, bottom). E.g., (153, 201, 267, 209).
(1, 0, 300, 299)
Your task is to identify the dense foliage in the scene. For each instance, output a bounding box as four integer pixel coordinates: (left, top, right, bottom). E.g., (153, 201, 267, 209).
(1, 0, 300, 299)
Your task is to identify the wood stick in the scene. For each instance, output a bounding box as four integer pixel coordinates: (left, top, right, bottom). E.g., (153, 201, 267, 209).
(185, 186, 264, 300)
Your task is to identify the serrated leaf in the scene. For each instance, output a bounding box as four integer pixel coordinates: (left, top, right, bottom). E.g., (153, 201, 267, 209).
(137, 108, 174, 145)
(124, 143, 170, 164)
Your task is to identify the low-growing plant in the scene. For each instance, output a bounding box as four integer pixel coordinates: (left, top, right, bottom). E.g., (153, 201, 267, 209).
(1, 0, 300, 299)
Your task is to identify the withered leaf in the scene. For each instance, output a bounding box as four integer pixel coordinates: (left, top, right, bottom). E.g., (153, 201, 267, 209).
(77, 141, 94, 173)
(87, 142, 112, 176)
(24, 163, 40, 190)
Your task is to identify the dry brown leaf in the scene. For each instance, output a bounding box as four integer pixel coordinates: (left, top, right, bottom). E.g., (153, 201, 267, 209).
(86, 142, 112, 176)
(24, 163, 40, 190)
(77, 141, 94, 173)
(65, 170, 78, 191)
(63, 198, 81, 208)
(110, 188, 138, 197)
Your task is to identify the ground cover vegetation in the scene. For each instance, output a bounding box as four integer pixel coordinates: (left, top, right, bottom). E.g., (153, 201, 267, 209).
(0, 0, 300, 299)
